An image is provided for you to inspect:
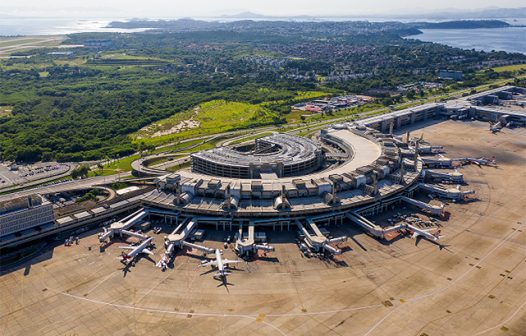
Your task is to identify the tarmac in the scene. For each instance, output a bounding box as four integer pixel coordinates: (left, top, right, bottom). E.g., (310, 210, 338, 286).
(1, 120, 525, 336)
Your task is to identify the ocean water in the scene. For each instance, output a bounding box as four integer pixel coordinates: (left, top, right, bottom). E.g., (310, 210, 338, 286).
(0, 17, 148, 36)
(407, 27, 526, 55)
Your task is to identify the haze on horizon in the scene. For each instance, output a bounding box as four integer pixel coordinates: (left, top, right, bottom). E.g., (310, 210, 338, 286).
(0, 0, 525, 19)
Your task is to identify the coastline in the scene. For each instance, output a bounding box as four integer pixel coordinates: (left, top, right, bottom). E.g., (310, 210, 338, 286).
(406, 26, 526, 54)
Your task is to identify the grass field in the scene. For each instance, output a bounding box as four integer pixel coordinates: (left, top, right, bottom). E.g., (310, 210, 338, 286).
(492, 63, 526, 73)
(87, 55, 172, 67)
(88, 154, 141, 177)
(150, 139, 204, 155)
(133, 100, 279, 146)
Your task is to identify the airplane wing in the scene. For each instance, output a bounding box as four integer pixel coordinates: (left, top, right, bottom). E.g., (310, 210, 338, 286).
(223, 259, 242, 265)
(200, 261, 216, 267)
(142, 248, 154, 256)
(119, 246, 135, 250)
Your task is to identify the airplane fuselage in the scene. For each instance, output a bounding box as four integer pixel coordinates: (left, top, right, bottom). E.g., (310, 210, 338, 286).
(215, 249, 225, 274)
(123, 237, 153, 261)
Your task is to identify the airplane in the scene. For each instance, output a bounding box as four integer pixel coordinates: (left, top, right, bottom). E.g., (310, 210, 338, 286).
(410, 228, 442, 242)
(118, 237, 154, 266)
(408, 227, 449, 250)
(489, 121, 502, 133)
(456, 157, 497, 167)
(199, 249, 242, 280)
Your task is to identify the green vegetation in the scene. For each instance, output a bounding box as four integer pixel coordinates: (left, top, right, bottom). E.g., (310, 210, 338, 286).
(414, 20, 510, 29)
(89, 154, 140, 177)
(133, 100, 281, 146)
(76, 189, 103, 203)
(492, 63, 526, 73)
(71, 165, 90, 179)
(150, 139, 205, 155)
(111, 182, 129, 190)
(0, 23, 524, 164)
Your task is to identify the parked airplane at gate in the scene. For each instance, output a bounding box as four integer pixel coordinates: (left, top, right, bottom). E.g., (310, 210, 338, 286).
(489, 121, 503, 133)
(455, 156, 497, 167)
(118, 237, 154, 265)
(408, 227, 448, 250)
(199, 249, 242, 280)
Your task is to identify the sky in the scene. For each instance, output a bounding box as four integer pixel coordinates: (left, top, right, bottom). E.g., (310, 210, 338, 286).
(0, 0, 525, 18)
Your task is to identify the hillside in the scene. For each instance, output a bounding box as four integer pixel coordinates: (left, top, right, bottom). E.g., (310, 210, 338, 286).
(133, 100, 281, 146)
(415, 20, 511, 30)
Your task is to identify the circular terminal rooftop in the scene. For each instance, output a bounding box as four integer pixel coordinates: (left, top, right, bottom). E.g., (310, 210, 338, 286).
(191, 134, 323, 179)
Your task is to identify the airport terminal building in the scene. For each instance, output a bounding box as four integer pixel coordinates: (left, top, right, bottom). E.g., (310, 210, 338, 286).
(0, 195, 54, 238)
(148, 123, 418, 223)
(191, 134, 324, 179)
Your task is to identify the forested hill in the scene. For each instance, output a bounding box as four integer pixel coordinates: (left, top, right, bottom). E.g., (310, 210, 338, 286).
(107, 19, 422, 36)
(107, 18, 512, 34)
(413, 20, 511, 29)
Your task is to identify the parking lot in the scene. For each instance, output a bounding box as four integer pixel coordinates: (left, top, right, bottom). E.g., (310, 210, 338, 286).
(0, 162, 71, 189)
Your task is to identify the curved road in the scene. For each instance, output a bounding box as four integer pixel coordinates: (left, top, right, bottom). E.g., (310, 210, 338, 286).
(0, 174, 124, 203)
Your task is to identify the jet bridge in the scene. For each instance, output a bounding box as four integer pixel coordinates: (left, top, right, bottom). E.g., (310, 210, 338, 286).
(296, 219, 347, 255)
(163, 218, 215, 257)
(418, 183, 474, 200)
(156, 217, 222, 269)
(400, 196, 444, 216)
(417, 145, 443, 154)
(98, 209, 149, 242)
(346, 212, 441, 242)
(423, 169, 464, 183)
(421, 157, 454, 169)
(235, 221, 275, 257)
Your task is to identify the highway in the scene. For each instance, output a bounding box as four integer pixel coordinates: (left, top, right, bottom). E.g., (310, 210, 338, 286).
(0, 174, 124, 203)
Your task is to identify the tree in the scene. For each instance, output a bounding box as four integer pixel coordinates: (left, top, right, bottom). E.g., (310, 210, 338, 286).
(97, 162, 104, 175)
(71, 165, 90, 179)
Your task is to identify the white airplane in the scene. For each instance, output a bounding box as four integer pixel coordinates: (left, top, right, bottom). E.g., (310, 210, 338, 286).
(118, 237, 154, 265)
(408, 227, 448, 250)
(199, 249, 242, 279)
(410, 228, 443, 242)
(489, 121, 502, 133)
(456, 157, 497, 167)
